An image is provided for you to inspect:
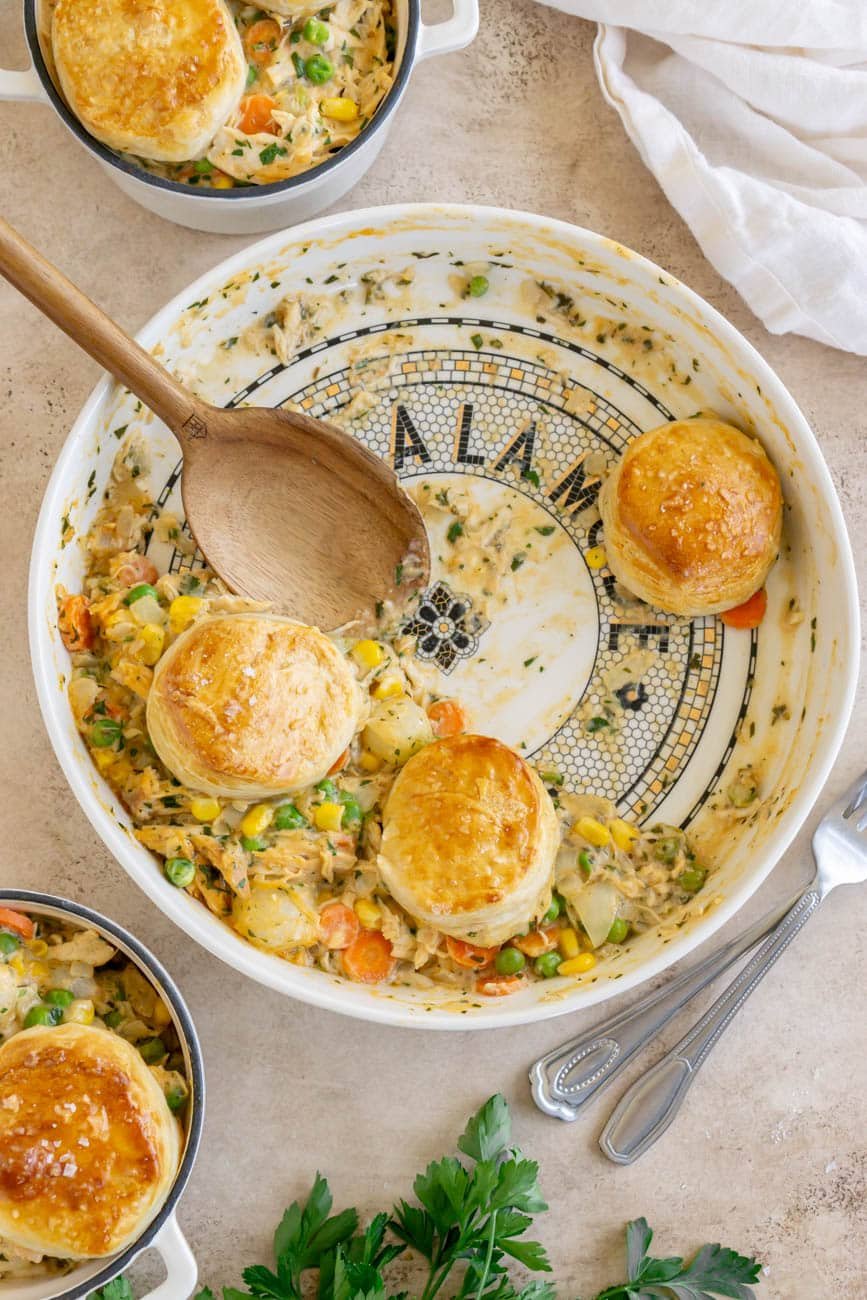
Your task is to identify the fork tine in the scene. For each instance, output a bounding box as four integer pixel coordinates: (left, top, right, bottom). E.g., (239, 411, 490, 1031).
(836, 769, 867, 820)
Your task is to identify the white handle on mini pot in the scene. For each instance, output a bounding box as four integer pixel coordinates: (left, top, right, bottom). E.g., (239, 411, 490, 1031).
(0, 62, 47, 102)
(137, 1215, 198, 1300)
(416, 0, 479, 61)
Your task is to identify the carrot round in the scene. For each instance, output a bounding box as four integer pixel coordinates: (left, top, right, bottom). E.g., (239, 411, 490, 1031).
(238, 94, 278, 135)
(319, 902, 360, 950)
(476, 973, 524, 997)
(114, 555, 158, 587)
(446, 936, 499, 969)
(342, 930, 395, 983)
(58, 594, 94, 652)
(720, 588, 767, 629)
(0, 908, 34, 939)
(427, 699, 468, 738)
(511, 926, 559, 958)
(244, 18, 281, 65)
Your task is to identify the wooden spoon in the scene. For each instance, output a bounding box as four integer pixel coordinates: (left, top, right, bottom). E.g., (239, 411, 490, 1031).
(0, 216, 429, 628)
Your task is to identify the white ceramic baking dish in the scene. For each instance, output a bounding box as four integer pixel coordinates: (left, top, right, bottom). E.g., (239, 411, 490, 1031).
(0, 891, 204, 1300)
(0, 0, 478, 234)
(27, 204, 859, 1029)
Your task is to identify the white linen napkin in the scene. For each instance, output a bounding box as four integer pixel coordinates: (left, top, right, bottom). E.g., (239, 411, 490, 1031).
(536, 1, 867, 355)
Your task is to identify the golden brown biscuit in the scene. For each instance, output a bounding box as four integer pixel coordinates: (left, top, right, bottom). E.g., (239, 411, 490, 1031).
(51, 0, 247, 162)
(378, 735, 559, 946)
(0, 1023, 180, 1259)
(147, 614, 363, 798)
(599, 418, 783, 616)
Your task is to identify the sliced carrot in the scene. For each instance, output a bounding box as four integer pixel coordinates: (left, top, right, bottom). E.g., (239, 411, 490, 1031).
(114, 554, 158, 587)
(342, 929, 395, 984)
(244, 18, 282, 65)
(446, 936, 499, 969)
(427, 699, 468, 738)
(720, 588, 767, 629)
(0, 908, 34, 939)
(511, 925, 560, 958)
(58, 593, 94, 652)
(319, 902, 360, 950)
(476, 973, 524, 997)
(327, 747, 350, 776)
(238, 94, 278, 135)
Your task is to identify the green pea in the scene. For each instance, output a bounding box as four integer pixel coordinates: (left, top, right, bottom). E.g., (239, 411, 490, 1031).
(316, 778, 339, 800)
(123, 582, 160, 606)
(165, 1085, 188, 1113)
(339, 797, 362, 826)
(678, 867, 706, 894)
(274, 802, 307, 830)
(138, 1036, 166, 1064)
(302, 16, 330, 43)
(305, 53, 333, 83)
(24, 1004, 62, 1028)
(534, 951, 562, 979)
(578, 849, 594, 876)
(467, 275, 489, 297)
(541, 896, 561, 926)
(495, 947, 525, 975)
(104, 1009, 124, 1029)
(653, 834, 683, 864)
(91, 717, 123, 748)
(607, 918, 630, 944)
(164, 857, 196, 888)
(45, 988, 75, 1008)
(241, 835, 268, 852)
(0, 932, 20, 958)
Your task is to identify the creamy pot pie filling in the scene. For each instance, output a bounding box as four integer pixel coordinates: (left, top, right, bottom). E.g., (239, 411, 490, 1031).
(57, 429, 709, 1000)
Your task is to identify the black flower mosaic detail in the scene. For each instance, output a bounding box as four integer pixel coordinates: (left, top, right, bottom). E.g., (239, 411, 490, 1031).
(403, 580, 489, 674)
(615, 681, 648, 711)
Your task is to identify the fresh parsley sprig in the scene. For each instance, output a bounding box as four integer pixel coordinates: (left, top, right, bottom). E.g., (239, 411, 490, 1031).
(89, 1097, 760, 1300)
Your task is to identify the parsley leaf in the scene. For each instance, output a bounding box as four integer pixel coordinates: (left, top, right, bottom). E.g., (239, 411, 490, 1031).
(592, 1216, 761, 1299)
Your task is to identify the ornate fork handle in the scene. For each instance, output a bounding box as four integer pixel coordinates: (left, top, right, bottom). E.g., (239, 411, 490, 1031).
(599, 886, 821, 1163)
(530, 889, 801, 1123)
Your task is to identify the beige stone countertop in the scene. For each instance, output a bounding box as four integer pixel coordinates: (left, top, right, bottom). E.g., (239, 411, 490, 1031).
(1, 1, 865, 1295)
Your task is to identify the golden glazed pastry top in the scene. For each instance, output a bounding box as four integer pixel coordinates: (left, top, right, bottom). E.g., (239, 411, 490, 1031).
(379, 734, 559, 947)
(51, 0, 247, 162)
(146, 613, 363, 798)
(599, 417, 783, 616)
(0, 1023, 180, 1259)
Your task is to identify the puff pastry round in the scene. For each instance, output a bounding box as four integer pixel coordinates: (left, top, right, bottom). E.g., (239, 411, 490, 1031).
(0, 1023, 180, 1260)
(599, 418, 783, 616)
(147, 614, 363, 798)
(378, 735, 559, 947)
(51, 0, 247, 163)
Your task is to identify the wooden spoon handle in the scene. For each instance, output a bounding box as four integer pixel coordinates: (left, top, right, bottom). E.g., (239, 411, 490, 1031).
(0, 215, 210, 442)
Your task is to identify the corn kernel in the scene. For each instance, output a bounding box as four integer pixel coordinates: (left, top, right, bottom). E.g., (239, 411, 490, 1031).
(190, 797, 221, 823)
(27, 961, 49, 980)
(558, 927, 581, 959)
(585, 546, 607, 569)
(609, 817, 640, 851)
(66, 998, 95, 1025)
(103, 609, 134, 640)
(29, 939, 48, 958)
(354, 898, 383, 930)
(358, 749, 382, 772)
(152, 999, 172, 1029)
(352, 638, 385, 671)
(93, 747, 117, 772)
(210, 174, 234, 189)
(313, 801, 344, 832)
(321, 96, 358, 122)
(559, 952, 597, 976)
(371, 675, 404, 700)
(575, 816, 611, 847)
(9, 954, 25, 976)
(240, 803, 274, 838)
(169, 595, 204, 635)
(138, 623, 165, 666)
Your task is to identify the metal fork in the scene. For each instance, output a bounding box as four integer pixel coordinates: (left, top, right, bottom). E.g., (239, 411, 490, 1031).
(598, 768, 867, 1163)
